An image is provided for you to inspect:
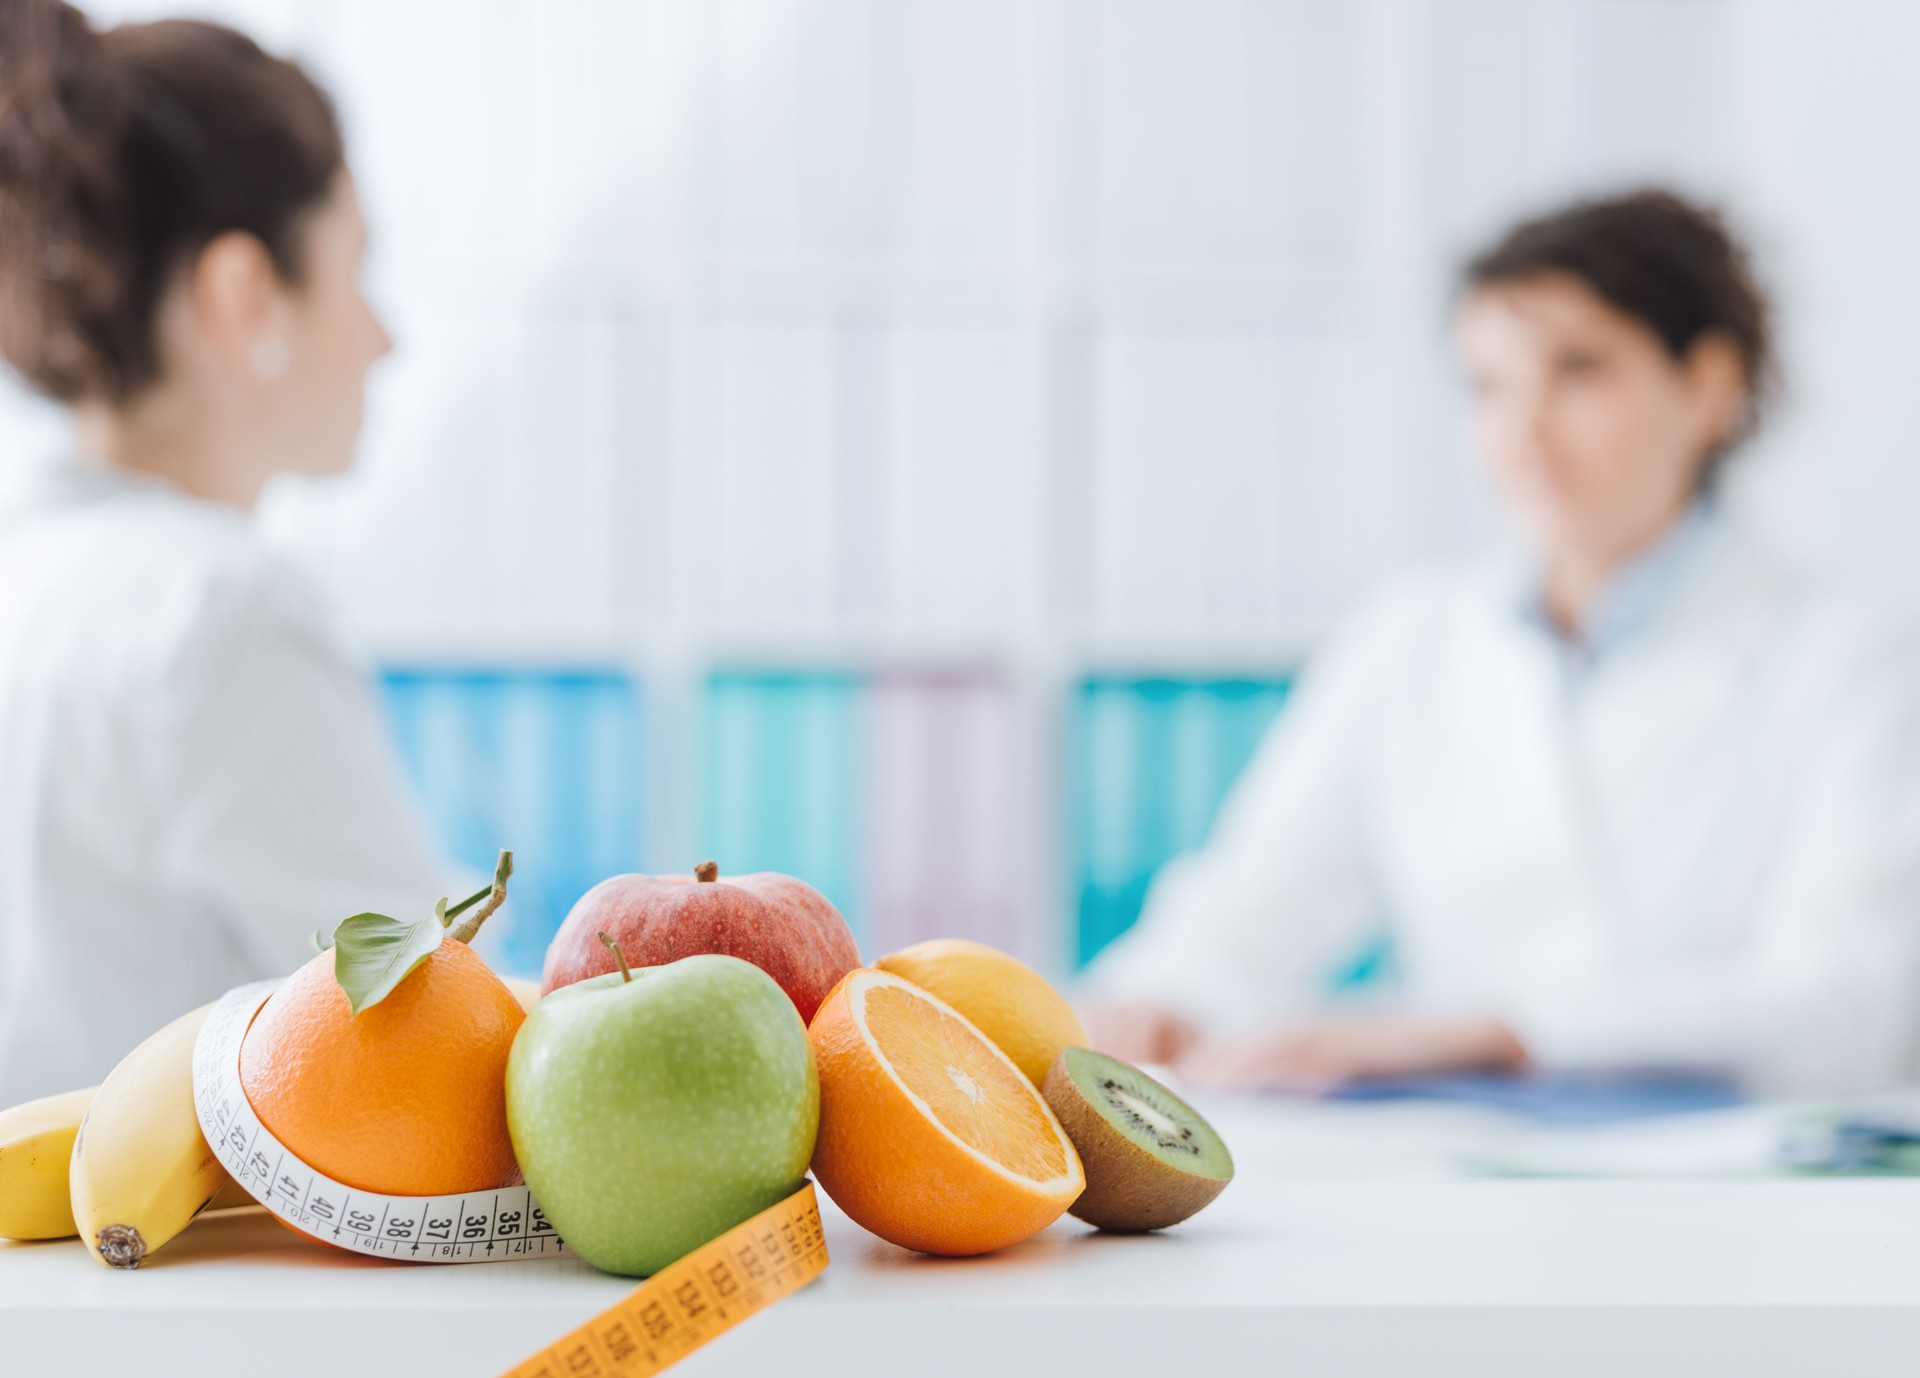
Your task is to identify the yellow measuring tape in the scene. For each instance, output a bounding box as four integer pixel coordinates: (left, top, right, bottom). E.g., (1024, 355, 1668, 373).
(496, 1180, 829, 1378)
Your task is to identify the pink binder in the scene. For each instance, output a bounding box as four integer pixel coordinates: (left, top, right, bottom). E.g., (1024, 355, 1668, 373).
(866, 675, 1031, 958)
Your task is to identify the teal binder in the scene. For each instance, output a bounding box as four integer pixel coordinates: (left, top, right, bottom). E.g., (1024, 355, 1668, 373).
(696, 671, 866, 948)
(1070, 676, 1292, 968)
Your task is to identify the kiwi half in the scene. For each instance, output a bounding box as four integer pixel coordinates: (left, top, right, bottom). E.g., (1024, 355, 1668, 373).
(1043, 1047, 1233, 1232)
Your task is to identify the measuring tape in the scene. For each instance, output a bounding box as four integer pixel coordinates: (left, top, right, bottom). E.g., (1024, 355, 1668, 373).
(496, 1181, 827, 1378)
(193, 979, 831, 1376)
(192, 979, 571, 1262)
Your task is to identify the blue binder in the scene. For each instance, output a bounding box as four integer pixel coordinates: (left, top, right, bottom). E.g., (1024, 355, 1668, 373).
(379, 668, 644, 977)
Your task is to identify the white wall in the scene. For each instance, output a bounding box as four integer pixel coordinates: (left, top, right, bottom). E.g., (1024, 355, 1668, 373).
(1727, 0, 1920, 594)
(7, 0, 1919, 658)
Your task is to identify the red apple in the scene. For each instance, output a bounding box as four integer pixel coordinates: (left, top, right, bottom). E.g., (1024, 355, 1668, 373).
(542, 861, 861, 1024)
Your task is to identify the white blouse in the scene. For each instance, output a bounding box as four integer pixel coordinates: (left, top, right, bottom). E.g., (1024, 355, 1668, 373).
(1084, 514, 1920, 1095)
(0, 460, 442, 1104)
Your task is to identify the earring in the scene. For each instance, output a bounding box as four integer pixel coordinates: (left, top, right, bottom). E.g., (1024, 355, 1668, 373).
(249, 337, 290, 380)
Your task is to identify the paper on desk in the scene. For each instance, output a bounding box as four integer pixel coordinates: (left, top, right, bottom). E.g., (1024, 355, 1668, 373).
(1463, 1092, 1920, 1179)
(1461, 1105, 1783, 1178)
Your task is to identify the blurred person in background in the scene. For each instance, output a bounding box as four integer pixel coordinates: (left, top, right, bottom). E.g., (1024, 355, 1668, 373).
(1085, 190, 1920, 1097)
(0, 0, 441, 1102)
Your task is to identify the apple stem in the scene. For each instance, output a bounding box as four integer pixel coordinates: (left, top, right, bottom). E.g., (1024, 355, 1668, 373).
(695, 860, 719, 883)
(599, 931, 634, 983)
(446, 851, 514, 944)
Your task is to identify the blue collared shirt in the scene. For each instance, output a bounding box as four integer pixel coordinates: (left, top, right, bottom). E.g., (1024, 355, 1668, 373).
(1517, 498, 1717, 688)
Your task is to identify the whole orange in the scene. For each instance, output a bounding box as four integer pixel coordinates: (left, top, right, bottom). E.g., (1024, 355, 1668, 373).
(874, 938, 1087, 1087)
(239, 939, 525, 1198)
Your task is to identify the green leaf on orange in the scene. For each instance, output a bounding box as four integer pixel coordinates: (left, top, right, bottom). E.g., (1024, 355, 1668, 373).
(329, 911, 445, 1016)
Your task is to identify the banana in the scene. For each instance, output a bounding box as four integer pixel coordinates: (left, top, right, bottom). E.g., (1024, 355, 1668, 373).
(0, 1080, 256, 1245)
(0, 1087, 97, 1240)
(69, 1002, 228, 1268)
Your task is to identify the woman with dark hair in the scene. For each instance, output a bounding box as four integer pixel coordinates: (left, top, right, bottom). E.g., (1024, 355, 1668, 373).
(1085, 190, 1920, 1096)
(0, 0, 440, 1102)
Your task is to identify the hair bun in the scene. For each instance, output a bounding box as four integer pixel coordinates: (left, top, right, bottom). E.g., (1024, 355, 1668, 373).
(0, 0, 134, 400)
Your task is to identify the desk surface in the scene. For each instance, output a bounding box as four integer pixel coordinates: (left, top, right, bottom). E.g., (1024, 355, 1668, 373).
(8, 1097, 1920, 1378)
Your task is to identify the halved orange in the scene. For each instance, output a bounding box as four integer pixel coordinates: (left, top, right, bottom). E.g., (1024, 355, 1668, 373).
(808, 967, 1084, 1256)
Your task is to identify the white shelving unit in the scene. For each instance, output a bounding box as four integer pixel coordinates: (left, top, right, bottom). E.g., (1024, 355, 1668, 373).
(6, 0, 1760, 972)
(266, 1, 1732, 639)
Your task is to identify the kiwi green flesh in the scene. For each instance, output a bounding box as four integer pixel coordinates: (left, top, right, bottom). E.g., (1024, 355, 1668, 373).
(1043, 1047, 1233, 1232)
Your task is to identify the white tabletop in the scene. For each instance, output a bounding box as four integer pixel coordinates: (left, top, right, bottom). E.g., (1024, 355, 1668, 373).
(9, 1096, 1920, 1377)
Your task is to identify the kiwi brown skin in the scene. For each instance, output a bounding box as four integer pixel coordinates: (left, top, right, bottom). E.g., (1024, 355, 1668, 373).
(1043, 1050, 1231, 1232)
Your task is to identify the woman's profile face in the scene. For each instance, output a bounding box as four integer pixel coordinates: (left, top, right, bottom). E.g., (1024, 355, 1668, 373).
(1455, 272, 1742, 571)
(266, 171, 391, 479)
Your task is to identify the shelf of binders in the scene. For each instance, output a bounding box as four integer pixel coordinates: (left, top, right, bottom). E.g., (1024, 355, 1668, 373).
(377, 665, 1294, 988)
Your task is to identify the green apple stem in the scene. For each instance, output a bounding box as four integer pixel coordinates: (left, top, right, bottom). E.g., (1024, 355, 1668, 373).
(598, 931, 634, 982)
(695, 860, 719, 883)
(446, 850, 514, 944)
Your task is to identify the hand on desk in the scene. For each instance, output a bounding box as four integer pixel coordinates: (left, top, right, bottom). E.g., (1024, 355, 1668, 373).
(1176, 1015, 1528, 1090)
(1085, 1004, 1528, 1091)
(1082, 1002, 1202, 1067)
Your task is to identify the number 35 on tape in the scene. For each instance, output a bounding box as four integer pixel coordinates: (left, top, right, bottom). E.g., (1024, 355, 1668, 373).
(192, 981, 831, 1375)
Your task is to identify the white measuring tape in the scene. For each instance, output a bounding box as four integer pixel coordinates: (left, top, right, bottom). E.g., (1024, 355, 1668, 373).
(191, 979, 572, 1264)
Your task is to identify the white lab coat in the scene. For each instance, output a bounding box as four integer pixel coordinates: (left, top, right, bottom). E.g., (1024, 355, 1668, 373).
(0, 460, 442, 1104)
(1084, 515, 1920, 1095)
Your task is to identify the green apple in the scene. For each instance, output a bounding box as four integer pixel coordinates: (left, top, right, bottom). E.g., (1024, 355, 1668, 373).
(505, 950, 819, 1276)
